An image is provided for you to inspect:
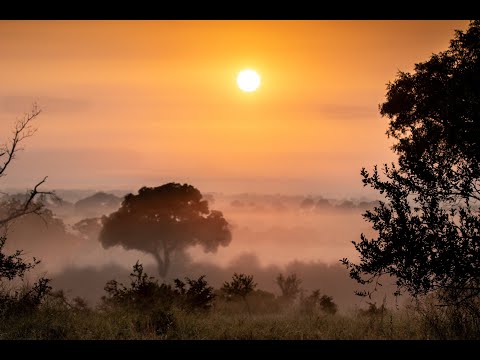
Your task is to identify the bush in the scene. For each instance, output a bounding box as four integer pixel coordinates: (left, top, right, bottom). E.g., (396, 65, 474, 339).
(101, 261, 175, 312)
(299, 290, 338, 315)
(0, 278, 52, 319)
(174, 275, 215, 311)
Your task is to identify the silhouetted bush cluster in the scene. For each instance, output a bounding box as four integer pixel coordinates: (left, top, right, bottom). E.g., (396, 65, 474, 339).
(300, 289, 338, 315)
(101, 261, 175, 311)
(0, 278, 52, 319)
(174, 275, 216, 311)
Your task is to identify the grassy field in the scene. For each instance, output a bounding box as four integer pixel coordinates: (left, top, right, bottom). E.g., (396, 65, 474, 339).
(1, 264, 478, 340)
(2, 294, 476, 340)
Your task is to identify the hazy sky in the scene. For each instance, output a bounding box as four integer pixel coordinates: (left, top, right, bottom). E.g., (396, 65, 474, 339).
(0, 20, 470, 197)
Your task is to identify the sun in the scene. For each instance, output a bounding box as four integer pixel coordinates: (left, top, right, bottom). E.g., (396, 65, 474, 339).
(237, 69, 261, 92)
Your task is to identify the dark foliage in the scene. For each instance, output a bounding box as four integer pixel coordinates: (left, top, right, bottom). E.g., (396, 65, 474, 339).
(319, 294, 338, 315)
(221, 273, 257, 314)
(102, 261, 175, 312)
(0, 278, 52, 318)
(174, 275, 216, 311)
(221, 273, 257, 300)
(99, 183, 232, 277)
(0, 104, 53, 320)
(300, 289, 338, 315)
(276, 272, 302, 304)
(101, 263, 218, 333)
(342, 21, 480, 306)
(101, 261, 176, 335)
(0, 236, 39, 281)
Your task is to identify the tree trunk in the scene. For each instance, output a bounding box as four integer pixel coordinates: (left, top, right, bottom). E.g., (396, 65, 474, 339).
(152, 245, 171, 278)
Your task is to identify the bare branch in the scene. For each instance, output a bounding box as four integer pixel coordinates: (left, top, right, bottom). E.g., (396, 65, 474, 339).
(0, 103, 56, 230)
(0, 176, 56, 228)
(0, 103, 42, 178)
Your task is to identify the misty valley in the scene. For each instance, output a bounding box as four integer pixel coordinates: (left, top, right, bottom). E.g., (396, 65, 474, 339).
(1, 188, 383, 309)
(0, 186, 458, 340)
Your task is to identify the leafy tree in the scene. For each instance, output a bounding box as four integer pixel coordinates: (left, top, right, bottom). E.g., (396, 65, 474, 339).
(0, 236, 38, 281)
(174, 275, 215, 311)
(222, 273, 257, 299)
(276, 272, 302, 304)
(221, 273, 257, 314)
(341, 21, 480, 306)
(99, 183, 232, 277)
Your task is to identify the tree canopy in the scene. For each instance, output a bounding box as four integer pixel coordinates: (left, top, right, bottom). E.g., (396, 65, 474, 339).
(99, 183, 232, 277)
(342, 21, 480, 305)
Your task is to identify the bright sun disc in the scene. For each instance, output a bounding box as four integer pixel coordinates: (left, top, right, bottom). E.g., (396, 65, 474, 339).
(237, 69, 261, 92)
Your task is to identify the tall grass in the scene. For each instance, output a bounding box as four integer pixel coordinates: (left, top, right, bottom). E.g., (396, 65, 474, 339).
(2, 294, 469, 340)
(1, 271, 479, 340)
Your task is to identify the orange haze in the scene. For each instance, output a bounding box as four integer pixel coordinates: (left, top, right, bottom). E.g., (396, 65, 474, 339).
(0, 20, 469, 196)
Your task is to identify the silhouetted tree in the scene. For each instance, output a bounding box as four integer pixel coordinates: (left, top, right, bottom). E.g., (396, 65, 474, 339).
(0, 104, 53, 315)
(276, 272, 302, 304)
(99, 183, 232, 277)
(0, 104, 55, 229)
(0, 236, 38, 282)
(221, 273, 256, 314)
(173, 275, 215, 311)
(342, 21, 480, 306)
(103, 264, 216, 313)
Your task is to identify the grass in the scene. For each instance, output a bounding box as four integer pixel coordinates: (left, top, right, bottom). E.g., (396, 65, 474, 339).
(168, 307, 426, 340)
(0, 299, 443, 340)
(1, 270, 478, 340)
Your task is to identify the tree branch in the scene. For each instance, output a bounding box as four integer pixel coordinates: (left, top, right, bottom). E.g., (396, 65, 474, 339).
(0, 103, 41, 178)
(0, 176, 55, 228)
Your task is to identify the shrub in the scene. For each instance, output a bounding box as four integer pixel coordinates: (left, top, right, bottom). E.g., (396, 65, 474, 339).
(174, 275, 215, 311)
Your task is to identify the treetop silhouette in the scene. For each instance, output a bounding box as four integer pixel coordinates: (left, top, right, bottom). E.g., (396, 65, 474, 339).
(342, 20, 480, 306)
(99, 182, 232, 277)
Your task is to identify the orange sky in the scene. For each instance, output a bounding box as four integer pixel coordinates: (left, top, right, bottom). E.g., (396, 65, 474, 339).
(0, 20, 470, 197)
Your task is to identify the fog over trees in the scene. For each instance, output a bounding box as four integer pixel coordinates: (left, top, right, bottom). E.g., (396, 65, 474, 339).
(2, 19, 478, 341)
